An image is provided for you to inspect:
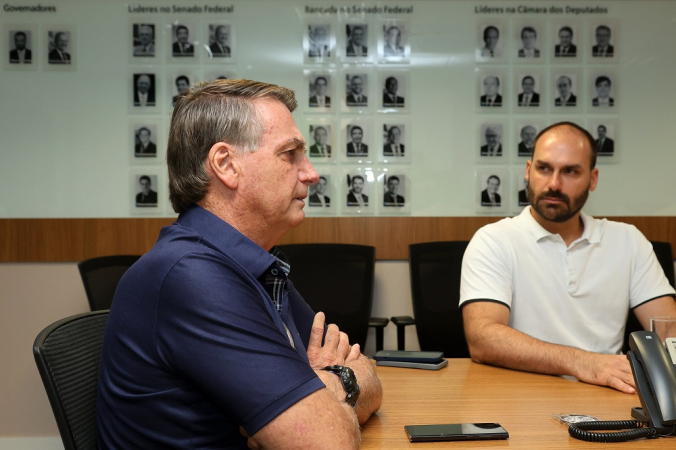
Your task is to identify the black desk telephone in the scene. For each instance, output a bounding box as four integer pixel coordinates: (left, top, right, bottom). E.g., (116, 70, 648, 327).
(627, 331, 676, 435)
(568, 331, 676, 442)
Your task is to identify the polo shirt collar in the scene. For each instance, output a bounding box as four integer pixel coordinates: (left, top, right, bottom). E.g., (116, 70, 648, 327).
(175, 205, 277, 279)
(517, 206, 600, 244)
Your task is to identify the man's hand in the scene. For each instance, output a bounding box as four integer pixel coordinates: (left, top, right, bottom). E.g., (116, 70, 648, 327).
(307, 312, 360, 369)
(573, 353, 636, 394)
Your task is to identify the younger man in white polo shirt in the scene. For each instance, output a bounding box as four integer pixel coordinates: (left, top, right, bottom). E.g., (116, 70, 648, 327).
(460, 121, 676, 394)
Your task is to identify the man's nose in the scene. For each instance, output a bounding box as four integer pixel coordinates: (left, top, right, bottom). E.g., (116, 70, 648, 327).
(301, 157, 319, 186)
(548, 172, 563, 191)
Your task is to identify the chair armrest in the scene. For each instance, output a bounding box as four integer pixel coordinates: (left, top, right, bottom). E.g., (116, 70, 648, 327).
(368, 317, 389, 352)
(390, 316, 416, 350)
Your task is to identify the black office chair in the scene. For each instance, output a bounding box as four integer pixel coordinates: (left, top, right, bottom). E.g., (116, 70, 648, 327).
(276, 244, 388, 351)
(77, 255, 141, 311)
(622, 241, 676, 353)
(391, 241, 471, 358)
(33, 310, 109, 450)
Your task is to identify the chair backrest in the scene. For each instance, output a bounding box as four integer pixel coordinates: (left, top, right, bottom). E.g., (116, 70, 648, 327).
(276, 244, 375, 349)
(622, 241, 676, 353)
(33, 310, 108, 450)
(409, 241, 470, 358)
(77, 255, 141, 310)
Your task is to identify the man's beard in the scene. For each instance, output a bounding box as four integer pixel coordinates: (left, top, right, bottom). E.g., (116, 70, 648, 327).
(527, 180, 590, 224)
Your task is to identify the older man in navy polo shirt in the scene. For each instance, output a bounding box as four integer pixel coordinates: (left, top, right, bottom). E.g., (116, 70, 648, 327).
(96, 79, 382, 449)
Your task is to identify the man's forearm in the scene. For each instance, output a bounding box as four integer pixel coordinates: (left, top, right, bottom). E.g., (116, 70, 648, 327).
(464, 308, 636, 393)
(468, 322, 592, 378)
(345, 354, 383, 424)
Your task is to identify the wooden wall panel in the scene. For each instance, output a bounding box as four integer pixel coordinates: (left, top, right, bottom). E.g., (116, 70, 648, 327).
(1, 216, 675, 262)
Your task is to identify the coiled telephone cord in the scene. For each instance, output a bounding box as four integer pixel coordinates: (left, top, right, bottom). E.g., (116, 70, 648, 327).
(568, 420, 658, 442)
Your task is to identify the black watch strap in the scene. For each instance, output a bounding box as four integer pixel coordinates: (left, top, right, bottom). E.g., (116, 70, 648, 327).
(321, 365, 360, 407)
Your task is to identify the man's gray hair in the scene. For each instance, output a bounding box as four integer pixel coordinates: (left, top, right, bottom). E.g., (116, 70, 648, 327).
(167, 79, 297, 213)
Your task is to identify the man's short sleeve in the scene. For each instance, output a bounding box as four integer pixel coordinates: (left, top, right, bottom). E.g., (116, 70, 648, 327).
(628, 227, 676, 308)
(156, 254, 324, 435)
(460, 227, 514, 308)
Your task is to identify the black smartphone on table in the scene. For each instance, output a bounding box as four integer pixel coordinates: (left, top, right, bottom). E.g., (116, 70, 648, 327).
(404, 423, 509, 442)
(373, 350, 443, 364)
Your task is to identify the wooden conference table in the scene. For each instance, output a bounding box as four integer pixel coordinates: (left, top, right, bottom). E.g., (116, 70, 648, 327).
(360, 359, 674, 449)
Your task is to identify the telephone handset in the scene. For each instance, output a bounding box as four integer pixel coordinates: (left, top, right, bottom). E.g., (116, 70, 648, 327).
(569, 331, 676, 442)
(627, 330, 676, 435)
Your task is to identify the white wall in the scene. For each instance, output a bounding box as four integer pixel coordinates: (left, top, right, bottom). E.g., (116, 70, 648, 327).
(2, 1, 676, 217)
(0, 260, 418, 442)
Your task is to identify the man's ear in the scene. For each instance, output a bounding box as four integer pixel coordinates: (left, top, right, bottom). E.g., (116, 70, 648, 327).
(207, 142, 239, 190)
(590, 167, 599, 192)
(525, 160, 532, 182)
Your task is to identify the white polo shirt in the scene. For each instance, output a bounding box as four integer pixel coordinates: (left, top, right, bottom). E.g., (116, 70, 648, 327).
(460, 207, 675, 354)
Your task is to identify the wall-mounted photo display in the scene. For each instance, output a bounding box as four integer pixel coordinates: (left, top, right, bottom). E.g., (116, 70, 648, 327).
(343, 119, 373, 163)
(377, 169, 410, 214)
(130, 170, 164, 214)
(343, 23, 371, 62)
(477, 68, 507, 110)
(130, 71, 158, 113)
(514, 69, 545, 113)
(551, 20, 579, 62)
(130, 21, 157, 63)
(587, 117, 618, 162)
(379, 120, 411, 163)
(589, 20, 619, 62)
(342, 167, 375, 215)
(206, 22, 235, 61)
(5, 25, 37, 70)
(551, 69, 582, 113)
(169, 69, 198, 110)
(305, 120, 334, 162)
(169, 22, 197, 60)
(130, 120, 161, 162)
(475, 20, 507, 63)
(475, 168, 509, 213)
(588, 70, 617, 110)
(513, 21, 543, 62)
(343, 71, 370, 111)
(304, 22, 335, 63)
(305, 170, 336, 215)
(46, 26, 75, 70)
(306, 70, 334, 111)
(379, 71, 409, 112)
(514, 118, 546, 160)
(513, 169, 530, 212)
(378, 20, 410, 63)
(477, 121, 508, 163)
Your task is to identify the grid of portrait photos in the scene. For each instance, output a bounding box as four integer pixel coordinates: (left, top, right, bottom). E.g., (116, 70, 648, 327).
(4, 24, 76, 71)
(302, 18, 412, 216)
(127, 18, 236, 214)
(474, 18, 619, 215)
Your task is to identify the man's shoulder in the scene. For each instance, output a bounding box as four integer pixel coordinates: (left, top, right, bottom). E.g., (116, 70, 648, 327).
(143, 223, 243, 280)
(594, 216, 639, 236)
(474, 214, 528, 240)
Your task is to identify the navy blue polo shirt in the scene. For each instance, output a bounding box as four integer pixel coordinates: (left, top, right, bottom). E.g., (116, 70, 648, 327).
(96, 205, 325, 449)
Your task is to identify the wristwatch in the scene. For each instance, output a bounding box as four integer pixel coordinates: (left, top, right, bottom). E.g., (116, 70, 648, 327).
(322, 365, 360, 407)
